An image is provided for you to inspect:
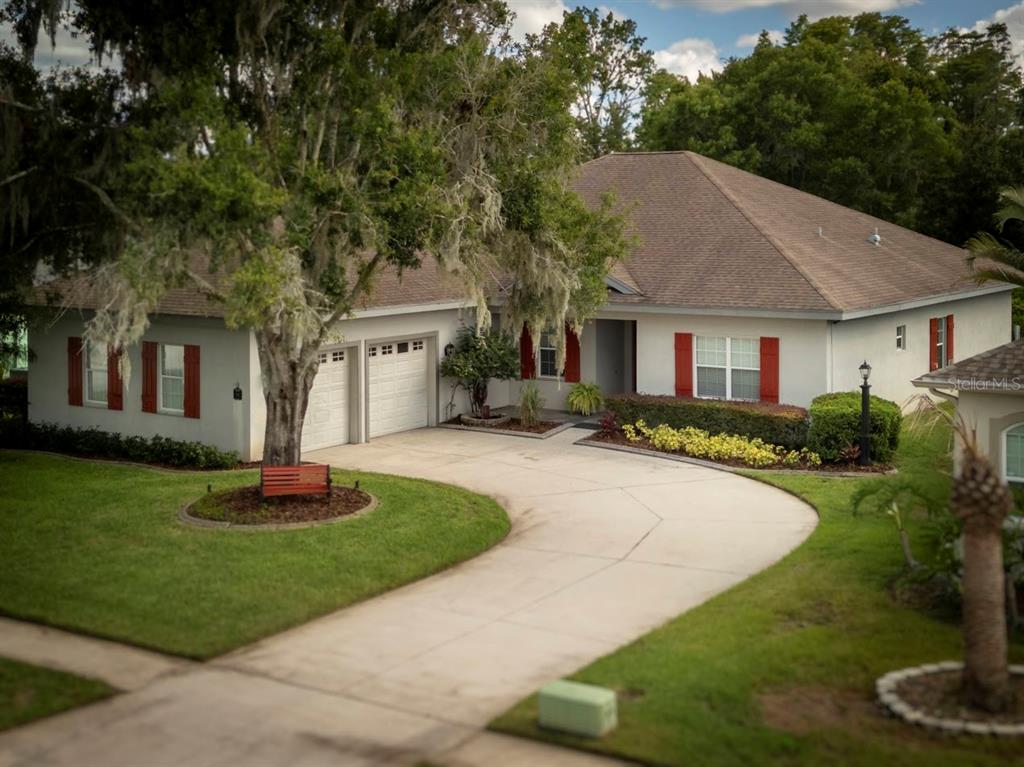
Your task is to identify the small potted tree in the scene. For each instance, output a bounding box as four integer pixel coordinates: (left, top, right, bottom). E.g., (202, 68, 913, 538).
(441, 327, 519, 426)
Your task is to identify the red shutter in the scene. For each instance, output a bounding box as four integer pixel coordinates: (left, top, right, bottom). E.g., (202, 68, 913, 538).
(674, 333, 693, 398)
(929, 318, 939, 371)
(946, 315, 954, 364)
(67, 337, 83, 406)
(184, 344, 200, 419)
(107, 347, 123, 411)
(564, 323, 581, 383)
(141, 341, 158, 413)
(519, 325, 535, 380)
(759, 337, 780, 404)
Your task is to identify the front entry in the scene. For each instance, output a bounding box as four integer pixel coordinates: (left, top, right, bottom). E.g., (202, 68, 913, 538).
(368, 338, 429, 438)
(595, 319, 636, 396)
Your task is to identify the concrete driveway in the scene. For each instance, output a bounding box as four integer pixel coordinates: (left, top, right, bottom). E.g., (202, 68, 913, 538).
(0, 427, 816, 767)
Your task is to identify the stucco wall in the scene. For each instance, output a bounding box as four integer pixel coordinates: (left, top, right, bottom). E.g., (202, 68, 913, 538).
(831, 291, 1012, 408)
(953, 390, 1024, 480)
(28, 313, 255, 458)
(504, 318, 599, 411)
(598, 310, 831, 409)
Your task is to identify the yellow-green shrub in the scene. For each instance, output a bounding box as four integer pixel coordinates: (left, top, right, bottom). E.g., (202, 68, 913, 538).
(622, 419, 821, 469)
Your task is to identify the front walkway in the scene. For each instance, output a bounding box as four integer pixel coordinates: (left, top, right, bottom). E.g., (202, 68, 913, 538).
(0, 427, 816, 767)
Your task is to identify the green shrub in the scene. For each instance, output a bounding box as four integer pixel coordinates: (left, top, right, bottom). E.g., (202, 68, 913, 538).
(439, 327, 519, 416)
(519, 382, 544, 428)
(604, 394, 808, 450)
(807, 391, 902, 463)
(0, 421, 239, 469)
(566, 382, 603, 416)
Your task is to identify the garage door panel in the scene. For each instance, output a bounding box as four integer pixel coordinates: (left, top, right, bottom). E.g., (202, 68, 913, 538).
(302, 348, 350, 452)
(368, 339, 429, 438)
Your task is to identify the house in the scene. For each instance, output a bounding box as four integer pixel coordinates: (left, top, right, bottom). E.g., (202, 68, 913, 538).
(24, 151, 1013, 460)
(913, 339, 1024, 484)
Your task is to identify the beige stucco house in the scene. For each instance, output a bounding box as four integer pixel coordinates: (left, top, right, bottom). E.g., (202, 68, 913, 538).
(913, 340, 1024, 484)
(25, 151, 1013, 460)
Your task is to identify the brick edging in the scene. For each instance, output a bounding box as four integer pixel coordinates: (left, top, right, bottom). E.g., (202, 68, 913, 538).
(178, 491, 379, 531)
(437, 420, 577, 440)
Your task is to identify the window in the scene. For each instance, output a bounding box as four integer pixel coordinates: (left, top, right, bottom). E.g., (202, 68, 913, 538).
(412, 340, 424, 351)
(2, 326, 28, 375)
(318, 351, 328, 364)
(695, 336, 761, 401)
(160, 344, 185, 413)
(85, 343, 107, 405)
(935, 318, 946, 367)
(1006, 424, 1024, 483)
(896, 325, 906, 350)
(397, 342, 409, 354)
(539, 329, 558, 378)
(332, 350, 344, 362)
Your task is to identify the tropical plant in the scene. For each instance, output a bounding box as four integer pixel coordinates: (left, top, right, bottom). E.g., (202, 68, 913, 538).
(912, 398, 1013, 713)
(519, 382, 544, 429)
(966, 186, 1024, 287)
(566, 382, 603, 416)
(440, 328, 519, 418)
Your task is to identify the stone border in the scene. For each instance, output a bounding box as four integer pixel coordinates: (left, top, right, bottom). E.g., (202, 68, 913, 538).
(876, 662, 1024, 736)
(178, 490, 379, 531)
(438, 420, 576, 440)
(459, 414, 511, 428)
(573, 436, 898, 478)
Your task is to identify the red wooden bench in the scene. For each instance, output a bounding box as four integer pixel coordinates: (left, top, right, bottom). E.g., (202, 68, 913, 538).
(260, 464, 332, 500)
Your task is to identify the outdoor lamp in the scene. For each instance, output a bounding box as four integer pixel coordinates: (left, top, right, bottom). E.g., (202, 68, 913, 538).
(858, 361, 872, 466)
(233, 383, 243, 401)
(859, 360, 872, 383)
(444, 343, 455, 358)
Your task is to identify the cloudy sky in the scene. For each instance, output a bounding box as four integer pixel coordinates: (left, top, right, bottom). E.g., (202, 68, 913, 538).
(509, 0, 1024, 82)
(3, 1, 1022, 82)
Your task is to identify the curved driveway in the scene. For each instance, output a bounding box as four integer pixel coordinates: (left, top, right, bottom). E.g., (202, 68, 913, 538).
(0, 426, 816, 767)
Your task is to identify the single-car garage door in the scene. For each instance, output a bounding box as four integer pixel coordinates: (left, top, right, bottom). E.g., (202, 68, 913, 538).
(368, 338, 429, 438)
(302, 347, 350, 451)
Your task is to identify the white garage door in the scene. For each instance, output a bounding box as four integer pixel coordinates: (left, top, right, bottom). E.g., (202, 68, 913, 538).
(368, 338, 429, 438)
(302, 348, 350, 452)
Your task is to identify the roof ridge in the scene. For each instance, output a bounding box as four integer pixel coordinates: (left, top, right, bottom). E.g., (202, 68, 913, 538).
(684, 152, 841, 311)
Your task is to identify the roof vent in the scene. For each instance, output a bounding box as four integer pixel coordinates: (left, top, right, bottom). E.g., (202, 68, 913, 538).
(817, 227, 823, 237)
(868, 228, 882, 246)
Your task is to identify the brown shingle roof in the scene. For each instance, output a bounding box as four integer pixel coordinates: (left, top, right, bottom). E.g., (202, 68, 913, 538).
(913, 340, 1024, 393)
(572, 151, 999, 313)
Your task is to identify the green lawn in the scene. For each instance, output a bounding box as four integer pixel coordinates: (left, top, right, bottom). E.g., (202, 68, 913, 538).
(491, 416, 1024, 767)
(0, 656, 113, 732)
(0, 451, 508, 659)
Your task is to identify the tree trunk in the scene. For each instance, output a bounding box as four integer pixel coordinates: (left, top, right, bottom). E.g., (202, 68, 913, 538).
(952, 448, 1012, 713)
(960, 517, 1010, 712)
(256, 330, 319, 466)
(471, 380, 488, 417)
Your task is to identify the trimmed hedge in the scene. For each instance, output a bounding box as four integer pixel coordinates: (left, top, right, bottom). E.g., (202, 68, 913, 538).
(604, 394, 809, 450)
(807, 392, 902, 463)
(0, 421, 239, 469)
(0, 378, 27, 421)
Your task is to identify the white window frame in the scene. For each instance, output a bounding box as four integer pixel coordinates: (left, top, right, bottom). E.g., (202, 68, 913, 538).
(538, 329, 559, 379)
(694, 336, 761, 402)
(934, 316, 949, 367)
(159, 343, 186, 416)
(84, 342, 108, 406)
(1004, 423, 1024, 484)
(896, 325, 906, 351)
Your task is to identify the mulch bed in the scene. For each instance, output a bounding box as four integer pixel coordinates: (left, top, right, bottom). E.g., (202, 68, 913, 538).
(446, 416, 564, 435)
(584, 430, 893, 473)
(190, 485, 372, 525)
(896, 671, 1024, 725)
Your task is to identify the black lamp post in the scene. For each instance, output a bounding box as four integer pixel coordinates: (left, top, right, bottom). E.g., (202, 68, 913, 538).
(858, 360, 872, 466)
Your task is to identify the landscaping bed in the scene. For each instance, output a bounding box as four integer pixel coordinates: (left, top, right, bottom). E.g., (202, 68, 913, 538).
(0, 656, 113, 732)
(187, 485, 373, 525)
(895, 669, 1024, 726)
(491, 414, 1024, 767)
(443, 415, 567, 435)
(0, 451, 509, 659)
(583, 430, 893, 473)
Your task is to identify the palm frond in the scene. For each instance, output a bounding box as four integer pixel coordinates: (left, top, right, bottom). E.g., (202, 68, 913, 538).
(965, 232, 1024, 288)
(995, 186, 1024, 231)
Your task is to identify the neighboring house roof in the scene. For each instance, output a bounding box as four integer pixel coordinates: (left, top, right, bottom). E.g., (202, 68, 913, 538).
(913, 340, 1024, 394)
(572, 151, 1007, 315)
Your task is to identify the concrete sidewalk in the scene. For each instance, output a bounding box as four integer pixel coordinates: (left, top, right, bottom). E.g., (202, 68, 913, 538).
(0, 427, 816, 767)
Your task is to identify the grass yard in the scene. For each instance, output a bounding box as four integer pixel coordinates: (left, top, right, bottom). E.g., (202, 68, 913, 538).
(0, 656, 113, 732)
(0, 451, 508, 659)
(491, 416, 1024, 766)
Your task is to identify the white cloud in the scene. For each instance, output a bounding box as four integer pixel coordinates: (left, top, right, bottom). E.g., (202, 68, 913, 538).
(968, 3, 1024, 68)
(735, 29, 784, 48)
(0, 20, 116, 71)
(654, 0, 919, 19)
(654, 37, 721, 82)
(506, 0, 569, 41)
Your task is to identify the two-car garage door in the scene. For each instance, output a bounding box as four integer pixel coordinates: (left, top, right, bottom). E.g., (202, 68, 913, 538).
(301, 338, 429, 452)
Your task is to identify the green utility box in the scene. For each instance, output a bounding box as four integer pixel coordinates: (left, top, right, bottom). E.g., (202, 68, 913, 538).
(538, 680, 617, 738)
